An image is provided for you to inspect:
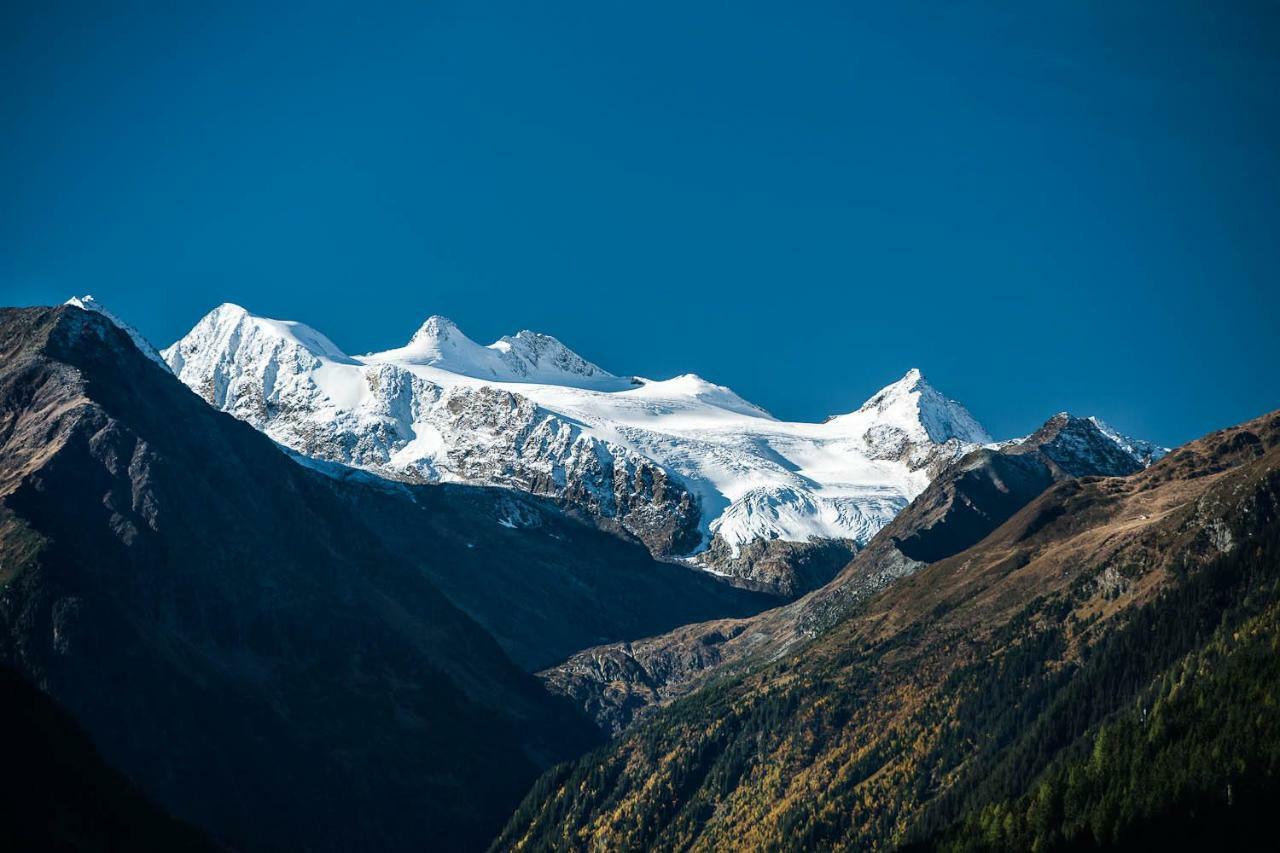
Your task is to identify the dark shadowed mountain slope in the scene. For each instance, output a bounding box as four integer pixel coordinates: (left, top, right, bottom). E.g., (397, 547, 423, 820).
(497, 410, 1280, 851)
(0, 306, 606, 851)
(541, 413, 1144, 734)
(327, 476, 772, 671)
(0, 664, 215, 852)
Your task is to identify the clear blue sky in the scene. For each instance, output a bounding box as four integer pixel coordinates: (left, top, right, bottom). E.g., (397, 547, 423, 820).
(4, 1, 1277, 446)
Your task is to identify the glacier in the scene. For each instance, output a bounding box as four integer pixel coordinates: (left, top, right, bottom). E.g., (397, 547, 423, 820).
(158, 304, 990, 565)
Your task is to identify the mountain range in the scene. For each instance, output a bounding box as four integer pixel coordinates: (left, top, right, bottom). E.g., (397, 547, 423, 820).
(3, 298, 1272, 852)
(0, 305, 612, 849)
(111, 298, 1160, 597)
(539, 410, 1159, 735)
(499, 408, 1280, 851)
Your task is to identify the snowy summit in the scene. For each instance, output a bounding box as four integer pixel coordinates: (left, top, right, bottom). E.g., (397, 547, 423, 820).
(156, 304, 990, 564)
(54, 297, 1157, 590)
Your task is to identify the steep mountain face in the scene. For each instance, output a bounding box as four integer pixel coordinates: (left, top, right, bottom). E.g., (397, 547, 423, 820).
(0, 665, 214, 852)
(498, 410, 1280, 851)
(540, 414, 1162, 735)
(692, 535, 860, 598)
(1088, 415, 1168, 466)
(161, 305, 1012, 596)
(0, 306, 609, 851)
(324, 477, 773, 672)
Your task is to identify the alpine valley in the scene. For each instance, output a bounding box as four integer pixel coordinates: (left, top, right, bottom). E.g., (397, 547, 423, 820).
(1, 299, 1275, 853)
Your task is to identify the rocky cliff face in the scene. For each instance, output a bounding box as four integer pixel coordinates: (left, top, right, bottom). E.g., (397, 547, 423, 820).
(432, 383, 702, 555)
(690, 535, 859, 597)
(795, 412, 1146, 636)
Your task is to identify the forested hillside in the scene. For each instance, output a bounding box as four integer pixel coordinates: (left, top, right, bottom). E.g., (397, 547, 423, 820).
(495, 411, 1280, 851)
(911, 516, 1280, 850)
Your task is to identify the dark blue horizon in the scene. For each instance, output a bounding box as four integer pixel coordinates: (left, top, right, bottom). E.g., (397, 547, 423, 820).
(4, 1, 1278, 447)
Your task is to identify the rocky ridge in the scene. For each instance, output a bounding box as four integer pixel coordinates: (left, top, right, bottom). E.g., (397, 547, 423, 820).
(541, 412, 1155, 734)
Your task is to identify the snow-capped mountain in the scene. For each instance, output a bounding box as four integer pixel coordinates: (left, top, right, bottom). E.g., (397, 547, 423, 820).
(137, 300, 1161, 594)
(162, 304, 701, 555)
(155, 304, 993, 590)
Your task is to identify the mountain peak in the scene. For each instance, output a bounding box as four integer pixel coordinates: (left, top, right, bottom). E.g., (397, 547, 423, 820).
(852, 369, 990, 445)
(212, 301, 250, 318)
(65, 293, 104, 313)
(162, 304, 355, 381)
(856, 368, 934, 412)
(64, 295, 170, 370)
(899, 367, 925, 386)
(408, 315, 463, 348)
(492, 330, 613, 381)
(1009, 412, 1167, 474)
(390, 315, 494, 372)
(1015, 412, 1144, 477)
(507, 328, 554, 343)
(374, 315, 617, 385)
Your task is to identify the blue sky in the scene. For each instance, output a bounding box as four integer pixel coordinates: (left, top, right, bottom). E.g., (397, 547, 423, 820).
(4, 1, 1277, 446)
